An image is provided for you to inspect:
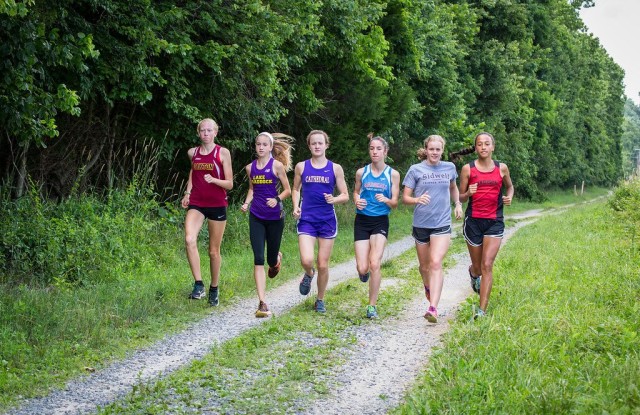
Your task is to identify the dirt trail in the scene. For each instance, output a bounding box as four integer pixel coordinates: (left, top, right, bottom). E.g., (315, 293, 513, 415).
(6, 210, 545, 415)
(304, 219, 535, 414)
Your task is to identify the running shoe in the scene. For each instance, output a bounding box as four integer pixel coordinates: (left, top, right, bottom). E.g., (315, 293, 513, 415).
(188, 282, 206, 300)
(208, 287, 219, 307)
(268, 252, 283, 278)
(255, 300, 271, 318)
(366, 305, 378, 319)
(473, 308, 486, 320)
(314, 299, 326, 313)
(299, 268, 315, 295)
(469, 266, 481, 294)
(424, 285, 431, 302)
(424, 306, 438, 323)
(359, 272, 370, 283)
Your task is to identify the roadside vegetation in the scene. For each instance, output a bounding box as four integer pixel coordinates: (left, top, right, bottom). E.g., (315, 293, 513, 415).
(0, 179, 415, 411)
(0, 182, 620, 412)
(395, 180, 640, 414)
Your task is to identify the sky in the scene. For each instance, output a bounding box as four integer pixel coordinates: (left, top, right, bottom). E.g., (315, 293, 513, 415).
(579, 0, 640, 105)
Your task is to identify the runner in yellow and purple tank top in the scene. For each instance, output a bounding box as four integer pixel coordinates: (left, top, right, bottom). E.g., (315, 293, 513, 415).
(241, 132, 293, 318)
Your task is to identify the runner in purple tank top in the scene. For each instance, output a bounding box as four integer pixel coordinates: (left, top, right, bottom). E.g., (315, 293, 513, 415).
(292, 130, 349, 313)
(241, 132, 293, 318)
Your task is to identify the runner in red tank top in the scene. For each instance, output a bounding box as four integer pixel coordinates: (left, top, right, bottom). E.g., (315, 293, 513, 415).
(459, 132, 514, 319)
(181, 118, 234, 306)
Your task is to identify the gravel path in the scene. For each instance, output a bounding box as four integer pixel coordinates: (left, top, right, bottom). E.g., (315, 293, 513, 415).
(304, 219, 535, 415)
(6, 212, 542, 415)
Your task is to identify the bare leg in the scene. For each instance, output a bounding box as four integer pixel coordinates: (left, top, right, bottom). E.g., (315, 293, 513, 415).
(367, 234, 387, 306)
(354, 239, 371, 277)
(207, 219, 227, 287)
(316, 238, 336, 300)
(254, 265, 266, 302)
(425, 235, 451, 308)
(298, 235, 317, 277)
(415, 241, 431, 293)
(184, 209, 206, 282)
(478, 236, 502, 311)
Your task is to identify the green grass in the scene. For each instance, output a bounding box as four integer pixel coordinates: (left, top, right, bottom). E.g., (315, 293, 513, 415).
(504, 186, 611, 215)
(393, 200, 640, 414)
(0, 202, 415, 411)
(0, 188, 613, 411)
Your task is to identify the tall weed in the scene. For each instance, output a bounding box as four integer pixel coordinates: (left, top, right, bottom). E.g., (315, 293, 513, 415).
(0, 178, 173, 287)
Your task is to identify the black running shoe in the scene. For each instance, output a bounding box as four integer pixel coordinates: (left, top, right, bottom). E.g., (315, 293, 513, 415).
(188, 282, 206, 300)
(359, 272, 370, 283)
(208, 287, 219, 306)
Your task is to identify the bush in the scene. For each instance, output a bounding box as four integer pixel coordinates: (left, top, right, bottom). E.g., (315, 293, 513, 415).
(0, 178, 178, 287)
(608, 177, 640, 226)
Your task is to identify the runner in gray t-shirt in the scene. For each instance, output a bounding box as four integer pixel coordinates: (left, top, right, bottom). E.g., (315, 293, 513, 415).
(402, 135, 462, 323)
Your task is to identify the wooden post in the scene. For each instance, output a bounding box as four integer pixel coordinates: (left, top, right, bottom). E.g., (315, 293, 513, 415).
(581, 181, 584, 195)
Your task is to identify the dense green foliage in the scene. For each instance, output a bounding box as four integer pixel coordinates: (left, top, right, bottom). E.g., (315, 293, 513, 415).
(0, 0, 625, 200)
(396, 200, 640, 414)
(621, 99, 640, 176)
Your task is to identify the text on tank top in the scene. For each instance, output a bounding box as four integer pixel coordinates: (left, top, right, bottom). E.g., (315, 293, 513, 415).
(358, 164, 392, 217)
(249, 158, 283, 220)
(466, 160, 503, 220)
(300, 159, 336, 221)
(190, 145, 228, 207)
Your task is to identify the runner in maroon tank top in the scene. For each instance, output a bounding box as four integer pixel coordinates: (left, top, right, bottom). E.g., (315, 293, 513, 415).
(181, 118, 234, 306)
(459, 132, 514, 319)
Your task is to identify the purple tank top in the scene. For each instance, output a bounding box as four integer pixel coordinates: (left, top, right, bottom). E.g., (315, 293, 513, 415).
(249, 158, 283, 220)
(300, 159, 336, 222)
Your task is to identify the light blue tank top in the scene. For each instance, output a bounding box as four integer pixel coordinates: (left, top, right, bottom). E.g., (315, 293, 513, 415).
(357, 164, 392, 217)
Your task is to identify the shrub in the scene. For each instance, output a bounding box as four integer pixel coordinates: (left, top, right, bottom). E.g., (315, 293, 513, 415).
(0, 178, 178, 287)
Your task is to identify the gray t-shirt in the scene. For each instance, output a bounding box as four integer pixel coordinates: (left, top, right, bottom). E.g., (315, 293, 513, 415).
(403, 161, 458, 228)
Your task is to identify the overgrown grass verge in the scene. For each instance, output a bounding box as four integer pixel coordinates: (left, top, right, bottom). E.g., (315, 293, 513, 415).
(0, 186, 607, 411)
(394, 200, 640, 414)
(0, 193, 414, 411)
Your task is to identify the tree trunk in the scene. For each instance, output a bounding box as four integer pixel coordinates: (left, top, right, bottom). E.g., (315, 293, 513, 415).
(15, 141, 30, 198)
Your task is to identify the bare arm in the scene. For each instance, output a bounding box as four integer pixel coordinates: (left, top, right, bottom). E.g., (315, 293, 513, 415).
(240, 164, 253, 213)
(500, 163, 514, 206)
(327, 163, 349, 205)
(449, 179, 463, 219)
(459, 164, 475, 203)
(375, 169, 400, 209)
(266, 160, 291, 208)
(291, 162, 304, 218)
(181, 148, 196, 208)
(204, 147, 234, 190)
(353, 168, 365, 211)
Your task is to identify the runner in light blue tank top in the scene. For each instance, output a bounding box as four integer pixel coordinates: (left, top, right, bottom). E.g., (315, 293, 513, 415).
(353, 135, 400, 319)
(292, 130, 349, 314)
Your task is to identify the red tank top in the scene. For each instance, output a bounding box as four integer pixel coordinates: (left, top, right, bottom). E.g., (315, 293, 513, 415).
(189, 145, 228, 207)
(466, 160, 503, 220)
